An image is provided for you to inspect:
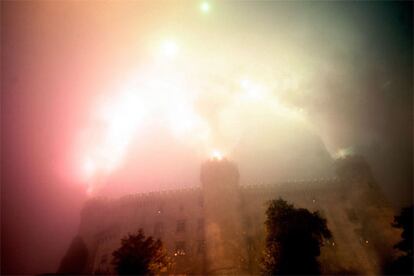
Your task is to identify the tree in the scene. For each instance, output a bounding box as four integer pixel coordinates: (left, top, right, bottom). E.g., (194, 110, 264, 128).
(112, 229, 170, 275)
(261, 198, 332, 275)
(385, 205, 413, 275)
(57, 236, 88, 274)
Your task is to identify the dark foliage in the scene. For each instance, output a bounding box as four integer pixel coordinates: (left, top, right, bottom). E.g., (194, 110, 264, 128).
(262, 198, 332, 275)
(393, 206, 413, 255)
(112, 229, 169, 275)
(385, 205, 413, 275)
(57, 236, 88, 274)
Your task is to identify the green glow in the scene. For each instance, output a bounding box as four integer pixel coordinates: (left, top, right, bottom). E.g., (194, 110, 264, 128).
(200, 2, 210, 13)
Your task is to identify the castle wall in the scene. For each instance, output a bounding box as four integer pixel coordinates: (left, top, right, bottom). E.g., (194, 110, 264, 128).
(240, 179, 400, 275)
(75, 162, 399, 275)
(79, 188, 206, 274)
(201, 160, 248, 274)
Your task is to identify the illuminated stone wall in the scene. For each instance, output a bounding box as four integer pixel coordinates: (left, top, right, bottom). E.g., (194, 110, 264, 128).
(201, 160, 248, 274)
(240, 178, 400, 274)
(79, 188, 206, 274)
(77, 161, 399, 275)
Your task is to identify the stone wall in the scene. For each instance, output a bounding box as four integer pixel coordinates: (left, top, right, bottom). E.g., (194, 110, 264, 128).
(75, 161, 399, 275)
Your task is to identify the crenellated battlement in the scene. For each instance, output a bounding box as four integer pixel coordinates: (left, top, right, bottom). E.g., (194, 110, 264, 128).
(83, 177, 342, 212)
(117, 186, 201, 203)
(242, 177, 341, 190)
(81, 197, 113, 214)
(82, 186, 202, 213)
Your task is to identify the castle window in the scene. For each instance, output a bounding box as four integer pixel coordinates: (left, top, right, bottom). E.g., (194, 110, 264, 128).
(100, 254, 108, 264)
(245, 217, 252, 229)
(174, 241, 186, 256)
(197, 218, 204, 231)
(176, 220, 186, 233)
(346, 209, 358, 223)
(198, 196, 204, 207)
(197, 240, 205, 254)
(246, 236, 254, 251)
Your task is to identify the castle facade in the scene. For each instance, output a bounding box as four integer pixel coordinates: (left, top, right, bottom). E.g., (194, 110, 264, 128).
(77, 159, 399, 274)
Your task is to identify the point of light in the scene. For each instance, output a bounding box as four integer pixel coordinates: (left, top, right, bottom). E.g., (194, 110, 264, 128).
(335, 147, 353, 159)
(210, 149, 224, 160)
(160, 39, 178, 59)
(200, 2, 210, 13)
(336, 149, 347, 158)
(239, 79, 250, 88)
(239, 78, 265, 101)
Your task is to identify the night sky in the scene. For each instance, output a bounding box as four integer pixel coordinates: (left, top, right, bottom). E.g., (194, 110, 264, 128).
(1, 1, 412, 274)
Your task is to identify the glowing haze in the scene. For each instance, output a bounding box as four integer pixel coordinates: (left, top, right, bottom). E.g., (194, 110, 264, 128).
(2, 1, 411, 273)
(79, 47, 310, 193)
(64, 1, 411, 199)
(68, 1, 329, 195)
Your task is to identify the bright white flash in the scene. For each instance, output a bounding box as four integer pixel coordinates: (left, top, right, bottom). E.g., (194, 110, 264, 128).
(160, 40, 179, 59)
(210, 149, 224, 160)
(80, 67, 308, 192)
(80, 70, 212, 186)
(82, 157, 96, 179)
(240, 78, 265, 101)
(200, 2, 210, 13)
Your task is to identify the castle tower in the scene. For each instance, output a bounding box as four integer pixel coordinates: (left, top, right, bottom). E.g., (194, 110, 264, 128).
(200, 159, 247, 274)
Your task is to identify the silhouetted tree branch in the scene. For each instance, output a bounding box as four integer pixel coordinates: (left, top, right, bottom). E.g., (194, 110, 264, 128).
(112, 229, 170, 275)
(261, 198, 332, 275)
(384, 205, 413, 275)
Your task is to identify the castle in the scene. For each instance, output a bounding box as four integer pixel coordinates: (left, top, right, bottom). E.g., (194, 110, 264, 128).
(73, 157, 400, 275)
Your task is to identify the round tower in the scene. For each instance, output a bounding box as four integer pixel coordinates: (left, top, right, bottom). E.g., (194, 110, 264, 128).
(201, 159, 247, 274)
